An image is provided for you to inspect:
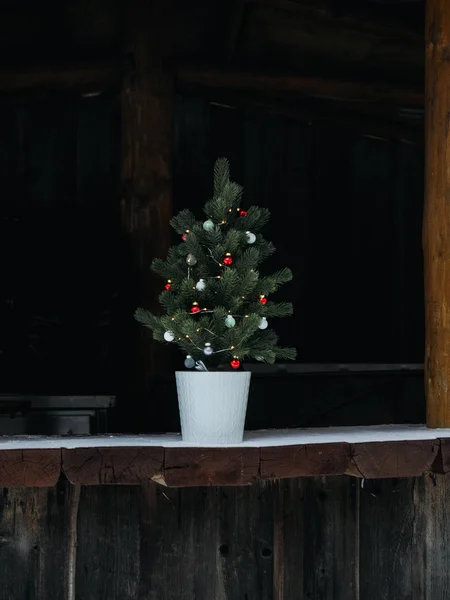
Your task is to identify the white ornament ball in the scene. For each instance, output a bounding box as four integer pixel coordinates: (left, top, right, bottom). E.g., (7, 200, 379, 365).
(184, 355, 196, 369)
(258, 317, 268, 330)
(186, 253, 197, 266)
(203, 219, 214, 232)
(246, 231, 256, 244)
(225, 315, 236, 328)
(164, 330, 175, 342)
(203, 343, 214, 356)
(196, 278, 206, 292)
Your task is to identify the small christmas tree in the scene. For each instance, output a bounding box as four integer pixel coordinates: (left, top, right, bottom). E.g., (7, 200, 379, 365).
(135, 158, 296, 371)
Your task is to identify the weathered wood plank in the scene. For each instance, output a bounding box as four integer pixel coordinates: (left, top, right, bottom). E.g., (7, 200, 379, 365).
(274, 477, 359, 600)
(431, 438, 450, 473)
(161, 447, 260, 487)
(0, 483, 67, 599)
(0, 449, 60, 487)
(359, 478, 417, 600)
(139, 482, 273, 599)
(62, 447, 164, 485)
(76, 486, 140, 599)
(261, 443, 350, 478)
(412, 473, 450, 599)
(121, 0, 174, 389)
(0, 59, 122, 92)
(347, 441, 438, 478)
(424, 0, 450, 427)
(217, 484, 273, 599)
(205, 91, 422, 143)
(176, 65, 423, 106)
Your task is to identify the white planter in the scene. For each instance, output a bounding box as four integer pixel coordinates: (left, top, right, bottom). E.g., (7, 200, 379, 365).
(175, 371, 251, 444)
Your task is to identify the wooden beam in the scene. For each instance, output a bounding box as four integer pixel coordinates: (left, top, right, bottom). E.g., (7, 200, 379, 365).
(0, 59, 122, 93)
(63, 447, 164, 484)
(424, 0, 450, 427)
(0, 425, 444, 486)
(121, 0, 173, 389)
(209, 94, 422, 143)
(0, 450, 60, 487)
(176, 64, 423, 107)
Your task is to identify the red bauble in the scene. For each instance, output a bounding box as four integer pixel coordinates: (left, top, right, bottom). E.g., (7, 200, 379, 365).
(230, 359, 241, 369)
(164, 283, 171, 291)
(259, 296, 267, 305)
(223, 254, 233, 266)
(181, 234, 187, 241)
(190, 304, 201, 314)
(239, 210, 247, 216)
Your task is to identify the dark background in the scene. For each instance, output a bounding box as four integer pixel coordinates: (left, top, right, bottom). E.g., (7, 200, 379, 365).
(0, 91, 425, 430)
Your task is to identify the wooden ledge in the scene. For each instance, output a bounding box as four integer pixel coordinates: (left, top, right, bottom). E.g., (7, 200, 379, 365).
(0, 426, 449, 487)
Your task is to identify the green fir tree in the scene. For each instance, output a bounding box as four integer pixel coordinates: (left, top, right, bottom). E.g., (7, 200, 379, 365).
(135, 158, 296, 370)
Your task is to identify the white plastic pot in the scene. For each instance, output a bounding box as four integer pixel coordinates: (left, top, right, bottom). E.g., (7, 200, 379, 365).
(175, 371, 251, 444)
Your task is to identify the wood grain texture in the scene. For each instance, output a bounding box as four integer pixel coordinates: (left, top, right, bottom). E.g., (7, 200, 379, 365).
(359, 478, 417, 600)
(432, 437, 450, 473)
(261, 442, 350, 478)
(4, 477, 450, 597)
(4, 438, 449, 487)
(176, 65, 423, 106)
(274, 477, 359, 600)
(424, 0, 450, 427)
(161, 447, 260, 487)
(0, 449, 60, 487)
(139, 482, 273, 599)
(412, 473, 450, 600)
(348, 441, 438, 478)
(76, 486, 141, 599)
(0, 483, 68, 599)
(62, 447, 164, 484)
(121, 0, 173, 389)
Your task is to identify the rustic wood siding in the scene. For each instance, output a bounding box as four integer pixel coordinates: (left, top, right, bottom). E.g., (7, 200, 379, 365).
(0, 475, 448, 599)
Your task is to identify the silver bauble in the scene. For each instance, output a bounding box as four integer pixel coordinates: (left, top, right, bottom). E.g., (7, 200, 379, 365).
(186, 253, 197, 266)
(225, 315, 236, 328)
(184, 355, 196, 369)
(258, 317, 268, 330)
(203, 343, 214, 356)
(203, 219, 214, 231)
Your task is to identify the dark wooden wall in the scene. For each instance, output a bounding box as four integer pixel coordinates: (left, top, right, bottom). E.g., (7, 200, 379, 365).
(173, 94, 425, 365)
(0, 93, 123, 394)
(0, 90, 425, 427)
(0, 474, 448, 599)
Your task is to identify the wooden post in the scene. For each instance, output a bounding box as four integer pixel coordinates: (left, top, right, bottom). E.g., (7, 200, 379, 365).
(424, 0, 450, 426)
(121, 0, 173, 391)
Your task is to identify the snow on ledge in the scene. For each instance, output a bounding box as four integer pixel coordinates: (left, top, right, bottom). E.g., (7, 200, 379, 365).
(0, 424, 448, 450)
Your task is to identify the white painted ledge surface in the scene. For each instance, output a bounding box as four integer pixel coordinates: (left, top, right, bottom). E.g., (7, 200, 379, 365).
(0, 424, 449, 449)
